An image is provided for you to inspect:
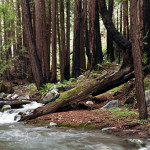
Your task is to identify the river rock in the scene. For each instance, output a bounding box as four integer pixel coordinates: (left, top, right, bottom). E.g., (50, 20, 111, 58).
(43, 88, 60, 104)
(145, 90, 150, 106)
(101, 127, 117, 131)
(0, 92, 5, 99)
(100, 146, 113, 150)
(1, 105, 11, 112)
(101, 100, 120, 109)
(17, 95, 30, 100)
(11, 94, 18, 100)
(86, 101, 94, 105)
(49, 122, 57, 127)
(126, 139, 146, 149)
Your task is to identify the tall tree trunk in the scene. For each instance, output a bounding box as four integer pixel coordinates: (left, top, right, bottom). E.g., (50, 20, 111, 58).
(59, 0, 66, 82)
(72, 0, 82, 78)
(22, 0, 45, 88)
(66, 0, 70, 80)
(80, 3, 86, 71)
(83, 0, 91, 67)
(34, 0, 50, 82)
(107, 0, 115, 62)
(123, 0, 129, 40)
(46, 0, 51, 79)
(90, 0, 103, 68)
(130, 0, 148, 119)
(51, 0, 57, 83)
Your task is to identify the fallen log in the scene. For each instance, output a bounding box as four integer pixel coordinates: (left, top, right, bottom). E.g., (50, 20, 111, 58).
(20, 67, 134, 121)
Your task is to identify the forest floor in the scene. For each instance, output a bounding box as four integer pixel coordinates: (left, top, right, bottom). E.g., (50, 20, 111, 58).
(27, 91, 150, 139)
(26, 67, 150, 140)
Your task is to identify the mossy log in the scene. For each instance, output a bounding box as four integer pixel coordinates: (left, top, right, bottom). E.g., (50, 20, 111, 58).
(20, 67, 134, 121)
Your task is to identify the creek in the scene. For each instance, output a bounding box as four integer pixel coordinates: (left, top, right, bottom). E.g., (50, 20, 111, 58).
(0, 102, 149, 150)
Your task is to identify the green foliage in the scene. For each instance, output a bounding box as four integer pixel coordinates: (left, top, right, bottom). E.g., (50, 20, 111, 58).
(101, 107, 138, 120)
(138, 118, 150, 125)
(39, 78, 76, 95)
(0, 1, 21, 78)
(144, 77, 150, 90)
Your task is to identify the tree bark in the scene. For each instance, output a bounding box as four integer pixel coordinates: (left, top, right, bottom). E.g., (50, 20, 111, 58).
(34, 0, 50, 82)
(130, 0, 148, 119)
(90, 0, 103, 68)
(51, 0, 57, 83)
(22, 0, 45, 88)
(72, 0, 82, 78)
(66, 0, 71, 80)
(107, 0, 115, 62)
(20, 67, 134, 121)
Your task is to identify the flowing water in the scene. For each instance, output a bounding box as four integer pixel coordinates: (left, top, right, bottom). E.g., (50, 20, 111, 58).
(0, 102, 149, 150)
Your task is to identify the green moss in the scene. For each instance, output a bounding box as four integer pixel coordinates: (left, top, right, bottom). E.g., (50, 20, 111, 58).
(58, 122, 99, 129)
(106, 84, 123, 93)
(56, 86, 86, 102)
(144, 77, 150, 90)
(102, 108, 138, 120)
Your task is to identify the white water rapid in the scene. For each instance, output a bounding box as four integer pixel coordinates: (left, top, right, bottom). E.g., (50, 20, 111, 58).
(0, 101, 43, 123)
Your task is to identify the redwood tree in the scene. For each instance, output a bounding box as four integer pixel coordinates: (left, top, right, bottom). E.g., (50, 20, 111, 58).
(130, 0, 148, 119)
(72, 0, 82, 78)
(51, 0, 57, 83)
(107, 0, 115, 62)
(34, 0, 50, 82)
(22, 0, 45, 88)
(89, 0, 103, 68)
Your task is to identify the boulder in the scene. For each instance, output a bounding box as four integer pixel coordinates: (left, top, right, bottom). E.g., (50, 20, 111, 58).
(145, 90, 150, 106)
(49, 122, 57, 127)
(126, 139, 146, 149)
(17, 95, 30, 100)
(101, 100, 120, 109)
(1, 105, 11, 112)
(11, 94, 18, 100)
(0, 92, 5, 99)
(43, 88, 60, 104)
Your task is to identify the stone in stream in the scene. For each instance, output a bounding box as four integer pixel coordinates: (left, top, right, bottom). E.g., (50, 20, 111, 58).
(43, 88, 60, 104)
(100, 146, 113, 150)
(17, 95, 30, 100)
(1, 105, 11, 112)
(126, 139, 146, 149)
(0, 92, 5, 99)
(101, 100, 120, 109)
(11, 94, 19, 100)
(49, 122, 57, 127)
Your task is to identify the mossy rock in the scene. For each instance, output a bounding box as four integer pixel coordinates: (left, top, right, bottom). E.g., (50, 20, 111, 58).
(1, 105, 11, 112)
